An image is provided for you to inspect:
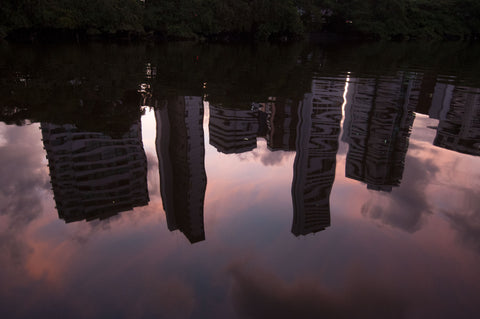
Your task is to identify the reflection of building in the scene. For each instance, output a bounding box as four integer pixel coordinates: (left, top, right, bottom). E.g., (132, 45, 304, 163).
(415, 73, 436, 115)
(342, 74, 418, 191)
(156, 96, 207, 243)
(413, 80, 480, 156)
(434, 86, 480, 156)
(291, 78, 343, 236)
(209, 105, 258, 154)
(428, 82, 454, 120)
(208, 98, 300, 154)
(41, 122, 149, 222)
(265, 98, 299, 152)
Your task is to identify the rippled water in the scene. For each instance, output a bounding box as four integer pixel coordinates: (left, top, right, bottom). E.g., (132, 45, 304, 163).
(1, 42, 479, 319)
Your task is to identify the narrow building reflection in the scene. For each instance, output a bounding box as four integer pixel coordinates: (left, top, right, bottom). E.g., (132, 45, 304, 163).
(291, 78, 343, 236)
(428, 82, 454, 120)
(41, 122, 149, 222)
(264, 97, 299, 152)
(155, 96, 207, 244)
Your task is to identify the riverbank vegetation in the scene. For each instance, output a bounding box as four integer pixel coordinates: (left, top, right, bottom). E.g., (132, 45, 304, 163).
(1, 0, 479, 41)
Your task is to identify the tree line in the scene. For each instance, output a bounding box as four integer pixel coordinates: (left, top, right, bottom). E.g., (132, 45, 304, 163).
(1, 0, 479, 41)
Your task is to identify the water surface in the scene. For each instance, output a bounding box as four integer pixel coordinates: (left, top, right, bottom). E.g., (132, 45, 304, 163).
(1, 41, 479, 319)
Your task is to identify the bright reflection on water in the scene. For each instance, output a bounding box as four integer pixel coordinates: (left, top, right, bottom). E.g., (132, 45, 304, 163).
(0, 42, 480, 319)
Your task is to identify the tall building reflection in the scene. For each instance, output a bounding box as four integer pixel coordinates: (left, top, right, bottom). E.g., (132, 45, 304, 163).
(291, 79, 343, 236)
(342, 74, 418, 192)
(155, 96, 207, 243)
(433, 86, 480, 156)
(41, 122, 149, 223)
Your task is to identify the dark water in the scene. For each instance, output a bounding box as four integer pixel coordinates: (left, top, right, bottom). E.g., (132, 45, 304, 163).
(1, 41, 479, 319)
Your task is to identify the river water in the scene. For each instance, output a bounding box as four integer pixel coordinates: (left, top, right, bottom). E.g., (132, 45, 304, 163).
(1, 41, 479, 318)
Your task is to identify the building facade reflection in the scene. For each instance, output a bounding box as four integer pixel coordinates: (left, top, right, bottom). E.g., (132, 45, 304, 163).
(155, 96, 207, 243)
(41, 122, 149, 223)
(291, 78, 344, 236)
(209, 105, 259, 154)
(342, 74, 418, 192)
(428, 82, 454, 120)
(433, 86, 480, 156)
(264, 98, 299, 152)
(410, 78, 480, 157)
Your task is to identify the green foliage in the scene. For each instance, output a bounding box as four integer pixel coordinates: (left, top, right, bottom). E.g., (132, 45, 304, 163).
(1, 0, 479, 41)
(144, 0, 304, 40)
(334, 0, 480, 40)
(1, 0, 144, 39)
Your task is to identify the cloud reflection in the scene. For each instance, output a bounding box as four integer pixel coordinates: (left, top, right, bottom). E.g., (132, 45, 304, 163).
(228, 262, 406, 319)
(0, 124, 54, 318)
(360, 155, 438, 233)
(0, 124, 50, 266)
(443, 187, 480, 254)
(235, 140, 295, 167)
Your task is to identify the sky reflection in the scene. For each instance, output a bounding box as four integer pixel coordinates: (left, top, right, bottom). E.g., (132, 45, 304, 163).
(1, 43, 480, 319)
(2, 92, 480, 319)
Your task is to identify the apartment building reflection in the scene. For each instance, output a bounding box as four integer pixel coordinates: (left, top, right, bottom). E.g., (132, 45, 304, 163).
(433, 86, 480, 156)
(156, 96, 207, 243)
(41, 122, 149, 223)
(209, 105, 259, 154)
(208, 97, 300, 154)
(291, 78, 343, 236)
(342, 73, 418, 191)
(410, 79, 480, 156)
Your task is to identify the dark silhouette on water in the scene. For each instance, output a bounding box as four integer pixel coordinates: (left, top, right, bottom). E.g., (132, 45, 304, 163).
(1, 42, 479, 241)
(291, 78, 343, 235)
(209, 105, 259, 154)
(342, 74, 418, 192)
(41, 122, 149, 223)
(155, 96, 207, 244)
(433, 86, 480, 156)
